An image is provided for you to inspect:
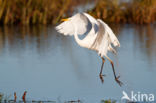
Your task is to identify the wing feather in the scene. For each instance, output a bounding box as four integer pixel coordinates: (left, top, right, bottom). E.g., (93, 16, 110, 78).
(90, 20, 110, 56)
(97, 19, 120, 47)
(56, 13, 92, 36)
(90, 19, 120, 56)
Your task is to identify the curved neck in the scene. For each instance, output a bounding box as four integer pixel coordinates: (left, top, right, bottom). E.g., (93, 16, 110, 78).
(73, 24, 86, 48)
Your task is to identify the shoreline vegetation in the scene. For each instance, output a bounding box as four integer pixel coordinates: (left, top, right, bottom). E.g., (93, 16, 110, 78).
(0, 0, 156, 25)
(0, 92, 117, 103)
(89, 0, 156, 24)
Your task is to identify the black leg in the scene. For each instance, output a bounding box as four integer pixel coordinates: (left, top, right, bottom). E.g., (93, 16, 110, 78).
(99, 57, 105, 83)
(110, 61, 123, 86)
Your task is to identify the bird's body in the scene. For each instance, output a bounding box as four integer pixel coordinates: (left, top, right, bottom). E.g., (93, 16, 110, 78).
(56, 12, 122, 86)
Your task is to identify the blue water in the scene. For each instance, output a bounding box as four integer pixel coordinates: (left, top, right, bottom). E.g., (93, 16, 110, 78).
(0, 24, 155, 103)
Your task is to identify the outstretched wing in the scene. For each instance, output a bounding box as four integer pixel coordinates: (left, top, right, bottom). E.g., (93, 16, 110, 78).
(97, 19, 120, 47)
(90, 20, 110, 57)
(90, 19, 120, 56)
(55, 13, 92, 36)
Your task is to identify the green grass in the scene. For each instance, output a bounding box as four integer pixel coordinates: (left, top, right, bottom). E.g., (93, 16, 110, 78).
(101, 99, 116, 103)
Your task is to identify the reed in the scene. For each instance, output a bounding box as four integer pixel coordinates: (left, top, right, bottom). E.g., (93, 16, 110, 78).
(0, 0, 75, 25)
(0, 0, 156, 25)
(89, 0, 156, 24)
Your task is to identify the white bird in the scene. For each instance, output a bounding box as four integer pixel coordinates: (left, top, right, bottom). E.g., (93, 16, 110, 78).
(56, 12, 122, 86)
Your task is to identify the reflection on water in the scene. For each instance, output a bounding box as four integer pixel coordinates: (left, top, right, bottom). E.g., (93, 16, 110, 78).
(0, 25, 52, 56)
(133, 25, 156, 63)
(0, 24, 155, 103)
(111, 24, 156, 64)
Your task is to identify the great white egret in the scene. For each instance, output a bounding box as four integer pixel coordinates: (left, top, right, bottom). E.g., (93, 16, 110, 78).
(56, 12, 122, 86)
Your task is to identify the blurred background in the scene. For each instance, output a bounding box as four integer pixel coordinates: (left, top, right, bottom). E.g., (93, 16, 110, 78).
(0, 0, 156, 25)
(0, 0, 156, 103)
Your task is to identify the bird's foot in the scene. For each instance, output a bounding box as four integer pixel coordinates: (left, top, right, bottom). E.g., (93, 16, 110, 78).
(99, 74, 106, 83)
(115, 76, 123, 87)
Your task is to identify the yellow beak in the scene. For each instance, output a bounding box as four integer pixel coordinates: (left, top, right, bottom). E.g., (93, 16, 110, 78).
(61, 18, 69, 22)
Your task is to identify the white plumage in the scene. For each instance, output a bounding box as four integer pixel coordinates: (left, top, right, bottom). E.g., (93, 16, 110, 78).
(56, 12, 122, 86)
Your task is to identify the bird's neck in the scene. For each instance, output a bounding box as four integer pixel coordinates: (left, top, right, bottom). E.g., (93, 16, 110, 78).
(73, 24, 88, 48)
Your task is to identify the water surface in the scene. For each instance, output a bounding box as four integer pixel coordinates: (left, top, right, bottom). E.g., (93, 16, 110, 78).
(0, 24, 156, 103)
